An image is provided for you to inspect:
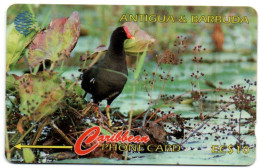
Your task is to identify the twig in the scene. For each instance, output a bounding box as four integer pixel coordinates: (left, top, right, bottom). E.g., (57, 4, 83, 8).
(100, 125, 115, 135)
(132, 110, 146, 123)
(195, 62, 204, 120)
(238, 110, 242, 145)
(154, 113, 177, 123)
(31, 117, 50, 145)
(114, 112, 127, 125)
(49, 121, 74, 146)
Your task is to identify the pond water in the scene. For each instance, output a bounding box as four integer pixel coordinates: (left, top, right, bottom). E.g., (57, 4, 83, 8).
(55, 51, 256, 165)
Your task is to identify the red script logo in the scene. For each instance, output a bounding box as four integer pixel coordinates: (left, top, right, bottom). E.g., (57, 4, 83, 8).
(74, 126, 150, 155)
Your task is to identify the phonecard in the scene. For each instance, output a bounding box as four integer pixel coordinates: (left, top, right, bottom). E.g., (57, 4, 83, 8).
(5, 4, 257, 165)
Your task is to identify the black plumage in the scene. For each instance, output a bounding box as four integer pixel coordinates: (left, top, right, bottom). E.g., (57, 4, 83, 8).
(81, 26, 134, 126)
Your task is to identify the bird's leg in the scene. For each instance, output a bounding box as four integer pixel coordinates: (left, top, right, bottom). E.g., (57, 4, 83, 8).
(94, 104, 102, 126)
(94, 106, 99, 117)
(106, 105, 112, 127)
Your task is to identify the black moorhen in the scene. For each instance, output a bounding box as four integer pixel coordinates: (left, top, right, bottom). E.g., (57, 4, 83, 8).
(81, 26, 134, 127)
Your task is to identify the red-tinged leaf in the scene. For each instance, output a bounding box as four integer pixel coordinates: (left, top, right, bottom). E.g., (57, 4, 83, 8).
(28, 12, 80, 68)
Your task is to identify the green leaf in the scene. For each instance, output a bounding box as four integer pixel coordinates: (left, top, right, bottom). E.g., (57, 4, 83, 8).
(28, 11, 80, 69)
(6, 23, 39, 72)
(22, 148, 35, 163)
(6, 74, 17, 91)
(16, 71, 65, 121)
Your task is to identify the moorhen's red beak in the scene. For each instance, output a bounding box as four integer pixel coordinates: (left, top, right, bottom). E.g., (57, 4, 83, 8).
(123, 26, 135, 40)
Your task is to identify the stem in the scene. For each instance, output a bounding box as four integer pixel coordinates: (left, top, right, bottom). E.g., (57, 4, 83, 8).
(150, 57, 163, 103)
(5, 126, 11, 161)
(142, 57, 164, 127)
(142, 108, 151, 127)
(196, 62, 204, 120)
(238, 110, 242, 145)
(58, 60, 64, 76)
(9, 132, 19, 145)
(10, 124, 36, 153)
(124, 79, 136, 161)
(49, 63, 55, 71)
(33, 65, 40, 75)
(139, 75, 152, 100)
(145, 107, 161, 126)
(43, 60, 46, 70)
(155, 63, 174, 104)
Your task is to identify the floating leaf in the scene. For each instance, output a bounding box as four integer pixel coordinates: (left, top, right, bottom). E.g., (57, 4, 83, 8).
(15, 71, 65, 121)
(6, 12, 39, 72)
(123, 22, 155, 55)
(22, 148, 35, 163)
(28, 11, 80, 68)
